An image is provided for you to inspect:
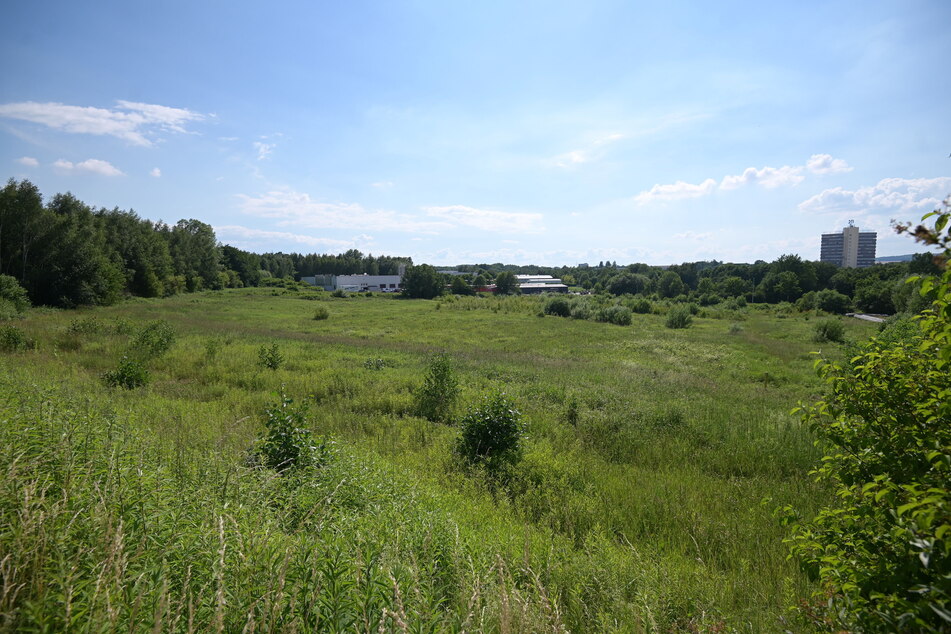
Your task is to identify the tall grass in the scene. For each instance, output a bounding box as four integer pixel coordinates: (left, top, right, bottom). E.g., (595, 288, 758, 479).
(0, 288, 880, 630)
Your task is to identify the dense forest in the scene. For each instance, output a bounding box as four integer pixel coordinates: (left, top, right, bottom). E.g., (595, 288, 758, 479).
(0, 179, 412, 308)
(1, 178, 939, 314)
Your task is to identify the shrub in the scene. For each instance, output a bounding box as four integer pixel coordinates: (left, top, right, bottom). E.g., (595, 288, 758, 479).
(812, 318, 845, 343)
(455, 391, 525, 474)
(331, 289, 348, 298)
(313, 305, 330, 320)
(131, 320, 176, 359)
(569, 300, 592, 320)
(785, 206, 951, 631)
(102, 356, 150, 389)
(629, 298, 652, 314)
(256, 389, 330, 472)
(665, 305, 693, 329)
(258, 343, 285, 370)
(414, 352, 459, 423)
(728, 322, 743, 335)
(68, 317, 103, 335)
(816, 288, 852, 314)
(0, 275, 30, 316)
(543, 297, 571, 317)
(596, 305, 632, 326)
(0, 325, 30, 352)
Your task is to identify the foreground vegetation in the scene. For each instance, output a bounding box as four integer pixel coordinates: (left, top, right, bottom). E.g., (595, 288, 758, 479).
(1, 282, 883, 631)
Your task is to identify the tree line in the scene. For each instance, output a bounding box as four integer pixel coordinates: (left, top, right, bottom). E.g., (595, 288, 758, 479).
(453, 251, 941, 314)
(0, 179, 412, 308)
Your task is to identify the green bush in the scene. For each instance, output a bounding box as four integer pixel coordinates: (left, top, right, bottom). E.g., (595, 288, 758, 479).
(569, 300, 592, 320)
(258, 343, 285, 370)
(543, 296, 571, 317)
(0, 325, 31, 352)
(595, 305, 632, 326)
(414, 352, 459, 423)
(785, 206, 951, 631)
(629, 298, 652, 314)
(131, 320, 176, 359)
(313, 305, 330, 320)
(68, 317, 103, 335)
(665, 306, 693, 329)
(102, 356, 150, 389)
(0, 275, 30, 316)
(455, 391, 525, 474)
(812, 318, 845, 343)
(256, 389, 332, 472)
(331, 289, 348, 298)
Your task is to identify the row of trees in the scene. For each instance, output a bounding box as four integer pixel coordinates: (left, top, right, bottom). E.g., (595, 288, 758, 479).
(0, 179, 414, 308)
(452, 252, 939, 314)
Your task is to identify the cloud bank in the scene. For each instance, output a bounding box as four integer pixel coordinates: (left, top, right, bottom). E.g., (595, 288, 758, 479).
(798, 176, 951, 215)
(239, 189, 544, 235)
(634, 154, 853, 204)
(0, 100, 204, 146)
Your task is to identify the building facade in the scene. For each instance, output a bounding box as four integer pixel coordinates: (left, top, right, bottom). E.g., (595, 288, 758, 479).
(820, 223, 877, 268)
(300, 273, 402, 292)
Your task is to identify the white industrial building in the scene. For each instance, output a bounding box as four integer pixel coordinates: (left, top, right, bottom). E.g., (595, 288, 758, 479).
(514, 274, 569, 294)
(300, 273, 402, 292)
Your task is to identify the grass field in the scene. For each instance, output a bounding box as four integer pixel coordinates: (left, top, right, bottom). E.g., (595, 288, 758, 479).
(0, 289, 879, 632)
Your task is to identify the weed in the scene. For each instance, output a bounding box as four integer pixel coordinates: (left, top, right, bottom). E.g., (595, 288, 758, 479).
(258, 343, 285, 370)
(414, 352, 459, 423)
(455, 391, 525, 475)
(313, 305, 330, 320)
(728, 322, 743, 334)
(0, 325, 31, 352)
(131, 320, 176, 359)
(68, 317, 103, 334)
(363, 358, 387, 370)
(255, 388, 330, 472)
(102, 356, 150, 389)
(331, 289, 348, 298)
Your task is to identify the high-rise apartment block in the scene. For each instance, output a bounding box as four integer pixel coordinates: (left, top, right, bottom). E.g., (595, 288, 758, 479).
(820, 221, 877, 268)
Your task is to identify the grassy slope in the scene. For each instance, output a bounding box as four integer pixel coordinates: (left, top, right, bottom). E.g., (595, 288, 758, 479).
(0, 289, 878, 632)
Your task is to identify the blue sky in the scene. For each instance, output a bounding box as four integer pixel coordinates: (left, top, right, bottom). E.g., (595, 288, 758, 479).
(2, 0, 949, 265)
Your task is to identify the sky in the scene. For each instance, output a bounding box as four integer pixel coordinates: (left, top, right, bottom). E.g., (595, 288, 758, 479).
(2, 0, 950, 266)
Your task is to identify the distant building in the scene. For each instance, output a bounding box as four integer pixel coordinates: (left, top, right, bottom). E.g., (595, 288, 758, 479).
(820, 221, 876, 268)
(300, 273, 402, 292)
(514, 274, 569, 294)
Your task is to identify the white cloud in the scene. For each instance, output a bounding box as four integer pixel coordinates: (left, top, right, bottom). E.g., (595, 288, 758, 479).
(720, 165, 805, 189)
(633, 178, 718, 203)
(253, 141, 274, 160)
(215, 225, 362, 250)
(238, 189, 447, 233)
(0, 100, 204, 146)
(150, 167, 161, 178)
(798, 177, 951, 215)
(16, 156, 38, 167)
(53, 158, 124, 177)
(239, 189, 544, 235)
(552, 132, 624, 168)
(371, 181, 394, 188)
(634, 154, 852, 204)
(423, 205, 544, 233)
(806, 153, 853, 175)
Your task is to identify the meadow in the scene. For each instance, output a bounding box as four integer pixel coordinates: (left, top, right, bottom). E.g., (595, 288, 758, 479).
(0, 288, 879, 632)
